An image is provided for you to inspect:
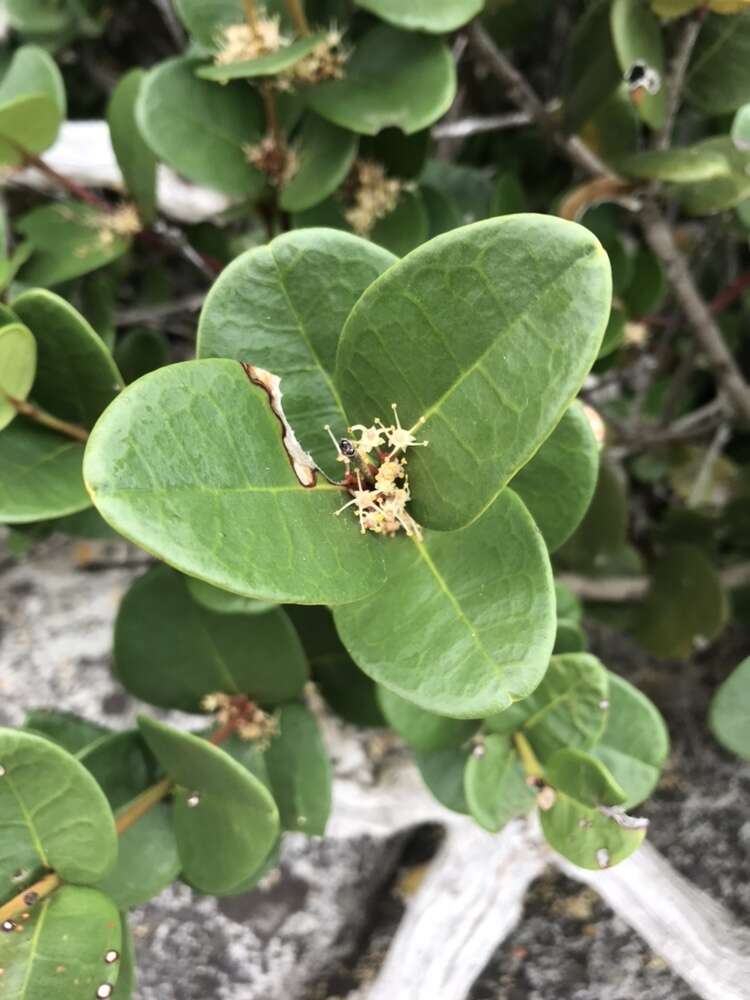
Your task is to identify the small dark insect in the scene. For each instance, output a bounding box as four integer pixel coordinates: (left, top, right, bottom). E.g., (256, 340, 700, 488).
(22, 891, 38, 907)
(339, 438, 356, 458)
(624, 60, 661, 95)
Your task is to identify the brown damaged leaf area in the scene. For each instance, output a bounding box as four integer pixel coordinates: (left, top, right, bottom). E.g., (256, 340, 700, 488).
(241, 363, 318, 487)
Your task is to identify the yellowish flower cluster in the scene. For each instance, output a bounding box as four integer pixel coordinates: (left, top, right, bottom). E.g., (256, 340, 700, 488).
(326, 404, 427, 540)
(67, 203, 141, 257)
(244, 135, 299, 186)
(214, 17, 287, 65)
(279, 29, 348, 88)
(201, 692, 278, 746)
(345, 160, 406, 236)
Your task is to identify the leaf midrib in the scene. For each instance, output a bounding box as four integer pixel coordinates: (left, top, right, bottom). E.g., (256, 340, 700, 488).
(4, 770, 49, 869)
(18, 896, 50, 999)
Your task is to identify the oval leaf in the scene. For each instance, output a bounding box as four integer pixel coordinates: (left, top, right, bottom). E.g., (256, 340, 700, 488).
(0, 886, 121, 1000)
(107, 68, 157, 224)
(377, 686, 479, 751)
(279, 114, 358, 213)
(685, 11, 750, 114)
(264, 703, 332, 835)
(610, 0, 667, 129)
(197, 228, 395, 479)
(138, 716, 279, 895)
(198, 32, 328, 81)
(335, 215, 612, 531)
(307, 24, 456, 135)
(333, 489, 555, 718)
(114, 564, 308, 710)
(544, 747, 627, 807)
(464, 734, 535, 833)
(0, 422, 88, 524)
(84, 359, 387, 604)
(0, 727, 117, 887)
(0, 322, 36, 431)
(510, 402, 599, 552)
(709, 656, 750, 759)
(186, 575, 276, 615)
(540, 792, 647, 869)
(354, 0, 484, 32)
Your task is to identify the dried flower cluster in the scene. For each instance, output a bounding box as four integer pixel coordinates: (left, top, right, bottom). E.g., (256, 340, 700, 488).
(201, 692, 278, 746)
(344, 160, 407, 236)
(214, 17, 286, 65)
(64, 203, 141, 257)
(279, 29, 348, 88)
(244, 135, 299, 186)
(326, 404, 428, 539)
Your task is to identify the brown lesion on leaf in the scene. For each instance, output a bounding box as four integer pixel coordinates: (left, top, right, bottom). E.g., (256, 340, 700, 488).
(240, 362, 318, 487)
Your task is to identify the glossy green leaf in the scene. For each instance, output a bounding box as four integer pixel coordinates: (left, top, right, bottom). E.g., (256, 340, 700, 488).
(115, 564, 308, 711)
(96, 806, 180, 909)
(334, 489, 555, 718)
(685, 12, 750, 114)
(510, 403, 599, 553)
(415, 747, 470, 814)
(593, 673, 669, 808)
(16, 201, 131, 286)
(485, 653, 609, 764)
(13, 288, 123, 427)
(610, 0, 666, 129)
(540, 791, 647, 869)
(636, 544, 728, 657)
(677, 138, 750, 215)
(544, 747, 627, 807)
(0, 886, 121, 1000)
(0, 422, 89, 523)
(186, 575, 276, 616)
(78, 730, 158, 810)
(621, 144, 732, 182)
(279, 114, 357, 213)
(23, 709, 109, 754)
(709, 656, 750, 759)
(464, 735, 534, 832)
(0, 323, 36, 431)
(308, 24, 456, 136)
(198, 32, 327, 81)
(287, 605, 385, 727)
(84, 359, 388, 604)
(335, 215, 612, 531)
(264, 703, 332, 835)
(377, 687, 479, 751)
(138, 716, 279, 895)
(0, 727, 117, 887)
(136, 56, 266, 197)
(354, 0, 484, 31)
(113, 327, 169, 384)
(197, 229, 395, 479)
(107, 69, 157, 224)
(0, 45, 65, 165)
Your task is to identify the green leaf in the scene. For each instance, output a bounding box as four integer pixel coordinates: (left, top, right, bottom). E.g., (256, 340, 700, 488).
(464, 734, 534, 832)
(107, 68, 158, 224)
(96, 806, 180, 908)
(0, 422, 89, 523)
(677, 137, 750, 215)
(492, 172, 527, 216)
(16, 200, 133, 286)
(544, 747, 627, 807)
(113, 327, 169, 384)
(621, 144, 732, 182)
(685, 12, 750, 114)
(0, 727, 118, 887)
(24, 709, 109, 754)
(554, 619, 587, 654)
(84, 359, 388, 604)
(117, 915, 137, 999)
(415, 746, 470, 814)
(335, 215, 612, 531)
(622, 246, 666, 318)
(136, 56, 266, 197)
(540, 793, 647, 869)
(709, 656, 750, 759)
(115, 564, 308, 711)
(198, 32, 328, 81)
(197, 229, 395, 479)
(78, 730, 158, 810)
(308, 24, 456, 135)
(563, 2, 622, 132)
(485, 653, 609, 764)
(264, 703, 332, 835)
(174, 0, 248, 48)
(421, 184, 461, 238)
(636, 544, 728, 657)
(610, 0, 667, 129)
(377, 687, 479, 751)
(0, 323, 36, 431)
(510, 403, 599, 552)
(279, 114, 357, 213)
(0, 886, 122, 1000)
(334, 489, 555, 718)
(557, 460, 629, 572)
(13, 288, 123, 427)
(593, 673, 669, 808)
(138, 716, 279, 895)
(287, 605, 385, 727)
(186, 575, 276, 615)
(0, 45, 65, 165)
(369, 189, 429, 256)
(555, 581, 582, 623)
(354, 0, 484, 32)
